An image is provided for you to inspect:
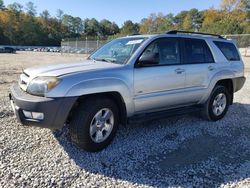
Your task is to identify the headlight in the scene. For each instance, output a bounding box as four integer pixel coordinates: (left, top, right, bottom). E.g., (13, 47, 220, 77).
(27, 77, 61, 96)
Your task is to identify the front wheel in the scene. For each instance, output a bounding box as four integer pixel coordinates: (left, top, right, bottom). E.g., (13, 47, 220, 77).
(69, 97, 119, 152)
(202, 85, 230, 121)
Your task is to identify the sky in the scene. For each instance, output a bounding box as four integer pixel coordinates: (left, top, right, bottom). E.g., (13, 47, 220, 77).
(3, 0, 221, 26)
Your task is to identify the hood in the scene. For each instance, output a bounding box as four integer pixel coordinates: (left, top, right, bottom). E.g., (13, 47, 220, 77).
(24, 60, 122, 77)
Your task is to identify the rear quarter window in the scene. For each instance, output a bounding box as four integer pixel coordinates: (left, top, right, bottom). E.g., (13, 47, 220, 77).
(214, 41, 240, 61)
(183, 38, 214, 64)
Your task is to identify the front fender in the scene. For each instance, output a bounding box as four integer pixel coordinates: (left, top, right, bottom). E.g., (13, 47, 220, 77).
(65, 78, 135, 116)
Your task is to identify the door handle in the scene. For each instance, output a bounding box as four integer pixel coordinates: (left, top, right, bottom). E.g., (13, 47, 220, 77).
(208, 66, 214, 71)
(175, 68, 185, 74)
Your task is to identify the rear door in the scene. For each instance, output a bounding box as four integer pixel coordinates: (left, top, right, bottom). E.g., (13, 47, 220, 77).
(181, 38, 216, 103)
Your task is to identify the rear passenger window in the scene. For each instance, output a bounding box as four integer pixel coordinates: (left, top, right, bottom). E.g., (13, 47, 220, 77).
(214, 41, 240, 61)
(183, 39, 214, 64)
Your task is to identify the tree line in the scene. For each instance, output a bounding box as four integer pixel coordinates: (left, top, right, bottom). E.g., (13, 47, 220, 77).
(0, 0, 249, 46)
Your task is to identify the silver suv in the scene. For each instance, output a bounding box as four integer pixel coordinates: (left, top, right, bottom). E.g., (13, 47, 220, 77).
(10, 31, 246, 152)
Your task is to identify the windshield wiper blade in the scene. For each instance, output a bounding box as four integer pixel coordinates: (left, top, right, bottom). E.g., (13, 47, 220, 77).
(93, 58, 116, 63)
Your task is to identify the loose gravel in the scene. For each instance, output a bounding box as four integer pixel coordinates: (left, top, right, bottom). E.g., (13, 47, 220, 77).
(1, 52, 250, 187)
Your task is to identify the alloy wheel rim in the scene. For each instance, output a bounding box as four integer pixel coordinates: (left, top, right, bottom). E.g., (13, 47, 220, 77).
(89, 108, 114, 143)
(212, 93, 227, 116)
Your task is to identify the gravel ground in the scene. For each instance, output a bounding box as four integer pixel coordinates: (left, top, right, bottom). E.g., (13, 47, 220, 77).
(1, 52, 250, 187)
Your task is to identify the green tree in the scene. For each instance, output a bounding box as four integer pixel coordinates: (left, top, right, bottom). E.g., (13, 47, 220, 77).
(0, 0, 4, 10)
(25, 1, 37, 16)
(62, 14, 74, 33)
(99, 19, 119, 37)
(56, 9, 64, 21)
(62, 15, 83, 36)
(100, 19, 112, 36)
(83, 18, 100, 36)
(121, 20, 139, 35)
(140, 13, 175, 34)
(18, 14, 41, 45)
(7, 3, 23, 13)
(72, 17, 83, 34)
(174, 11, 188, 29)
(220, 0, 241, 11)
(189, 9, 204, 31)
(163, 13, 175, 31)
(111, 22, 120, 35)
(0, 25, 8, 44)
(1, 0, 250, 46)
(183, 13, 193, 31)
(40, 10, 50, 21)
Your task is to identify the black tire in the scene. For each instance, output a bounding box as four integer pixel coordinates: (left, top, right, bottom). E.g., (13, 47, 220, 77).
(202, 85, 230, 121)
(69, 97, 119, 152)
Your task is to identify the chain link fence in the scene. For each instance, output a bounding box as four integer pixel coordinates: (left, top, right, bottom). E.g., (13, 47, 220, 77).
(61, 34, 250, 57)
(225, 34, 250, 57)
(61, 39, 107, 54)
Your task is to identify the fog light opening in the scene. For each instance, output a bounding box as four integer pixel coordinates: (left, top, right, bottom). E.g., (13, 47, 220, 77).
(22, 110, 44, 120)
(23, 110, 32, 119)
(32, 112, 44, 120)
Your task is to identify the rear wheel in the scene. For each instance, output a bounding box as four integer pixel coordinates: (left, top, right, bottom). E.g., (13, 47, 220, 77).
(202, 85, 230, 121)
(69, 97, 119, 152)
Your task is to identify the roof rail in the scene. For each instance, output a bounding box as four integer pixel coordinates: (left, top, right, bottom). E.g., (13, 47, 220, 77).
(166, 30, 225, 39)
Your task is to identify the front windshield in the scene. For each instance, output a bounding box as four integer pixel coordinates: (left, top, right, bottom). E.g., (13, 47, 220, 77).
(89, 37, 147, 64)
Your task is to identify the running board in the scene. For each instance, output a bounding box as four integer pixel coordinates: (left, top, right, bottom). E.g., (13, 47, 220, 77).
(128, 106, 202, 124)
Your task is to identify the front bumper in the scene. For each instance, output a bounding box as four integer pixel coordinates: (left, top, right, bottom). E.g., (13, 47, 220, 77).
(10, 84, 77, 130)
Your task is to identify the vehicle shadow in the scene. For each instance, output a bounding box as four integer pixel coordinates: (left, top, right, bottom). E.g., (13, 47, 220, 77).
(54, 102, 250, 187)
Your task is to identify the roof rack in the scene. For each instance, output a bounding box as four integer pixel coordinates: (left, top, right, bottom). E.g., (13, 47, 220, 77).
(166, 30, 225, 39)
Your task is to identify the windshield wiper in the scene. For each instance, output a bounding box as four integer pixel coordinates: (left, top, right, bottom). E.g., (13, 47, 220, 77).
(92, 58, 116, 63)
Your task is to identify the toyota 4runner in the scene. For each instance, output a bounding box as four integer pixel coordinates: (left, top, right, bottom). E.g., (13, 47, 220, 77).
(10, 30, 246, 152)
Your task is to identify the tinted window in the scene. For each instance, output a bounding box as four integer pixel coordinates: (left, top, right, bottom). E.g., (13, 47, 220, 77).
(140, 38, 180, 66)
(214, 41, 240, 61)
(183, 39, 214, 64)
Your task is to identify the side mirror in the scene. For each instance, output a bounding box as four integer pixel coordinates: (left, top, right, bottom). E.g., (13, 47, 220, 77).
(136, 52, 159, 67)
